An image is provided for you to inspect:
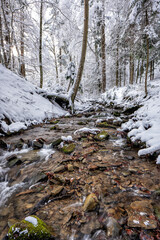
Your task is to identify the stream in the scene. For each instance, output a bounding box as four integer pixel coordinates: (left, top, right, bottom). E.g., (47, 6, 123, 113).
(0, 111, 160, 239)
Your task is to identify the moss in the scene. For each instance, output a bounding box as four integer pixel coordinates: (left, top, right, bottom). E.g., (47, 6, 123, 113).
(50, 126, 57, 130)
(8, 215, 54, 240)
(96, 122, 116, 129)
(61, 143, 75, 154)
(52, 138, 63, 147)
(94, 131, 109, 141)
(50, 120, 59, 124)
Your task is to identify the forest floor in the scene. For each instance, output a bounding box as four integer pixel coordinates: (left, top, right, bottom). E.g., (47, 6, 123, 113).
(0, 110, 160, 240)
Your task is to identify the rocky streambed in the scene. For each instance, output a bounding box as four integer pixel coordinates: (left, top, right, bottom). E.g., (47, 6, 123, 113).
(0, 112, 160, 239)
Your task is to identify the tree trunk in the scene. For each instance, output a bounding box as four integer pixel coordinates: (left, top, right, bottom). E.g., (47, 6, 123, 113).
(71, 0, 89, 104)
(101, 0, 106, 92)
(0, 6, 7, 65)
(20, 8, 25, 77)
(129, 50, 134, 84)
(39, 0, 43, 88)
(136, 58, 140, 84)
(140, 59, 144, 84)
(52, 38, 59, 83)
(1, 0, 11, 68)
(116, 44, 119, 87)
(145, 9, 149, 96)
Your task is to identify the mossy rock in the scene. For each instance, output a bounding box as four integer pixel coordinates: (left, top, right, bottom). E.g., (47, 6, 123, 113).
(52, 138, 63, 147)
(61, 143, 75, 154)
(96, 122, 116, 129)
(154, 205, 160, 221)
(94, 131, 109, 141)
(8, 215, 54, 240)
(50, 120, 59, 124)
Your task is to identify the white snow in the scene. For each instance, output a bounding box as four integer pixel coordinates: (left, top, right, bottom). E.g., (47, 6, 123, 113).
(25, 216, 38, 227)
(133, 220, 140, 224)
(103, 79, 160, 164)
(0, 64, 67, 134)
(61, 135, 73, 142)
(74, 127, 100, 135)
(144, 220, 150, 226)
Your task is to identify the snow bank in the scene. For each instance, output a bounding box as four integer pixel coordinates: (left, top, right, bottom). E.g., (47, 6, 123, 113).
(0, 65, 67, 134)
(103, 80, 160, 164)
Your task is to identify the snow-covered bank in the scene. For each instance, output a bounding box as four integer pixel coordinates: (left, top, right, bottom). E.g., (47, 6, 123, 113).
(103, 80, 160, 164)
(0, 65, 67, 134)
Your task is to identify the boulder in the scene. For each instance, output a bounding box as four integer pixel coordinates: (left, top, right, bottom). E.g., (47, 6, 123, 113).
(83, 193, 99, 212)
(7, 215, 55, 240)
(61, 143, 75, 154)
(0, 139, 7, 149)
(126, 200, 157, 229)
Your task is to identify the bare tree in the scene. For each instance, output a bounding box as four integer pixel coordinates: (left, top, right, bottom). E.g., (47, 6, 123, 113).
(71, 0, 89, 104)
(39, 0, 43, 88)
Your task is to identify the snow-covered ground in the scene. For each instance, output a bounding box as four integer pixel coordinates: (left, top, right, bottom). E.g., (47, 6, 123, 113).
(0, 64, 67, 134)
(103, 80, 160, 164)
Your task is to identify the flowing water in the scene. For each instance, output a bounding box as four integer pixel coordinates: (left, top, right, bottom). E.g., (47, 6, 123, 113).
(0, 113, 160, 239)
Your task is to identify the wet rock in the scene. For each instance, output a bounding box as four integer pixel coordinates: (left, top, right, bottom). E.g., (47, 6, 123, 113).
(7, 158, 22, 167)
(52, 138, 63, 147)
(30, 172, 47, 185)
(122, 171, 130, 177)
(83, 193, 99, 212)
(61, 143, 75, 154)
(92, 230, 107, 240)
(88, 164, 98, 171)
(7, 215, 55, 239)
(0, 139, 7, 149)
(94, 131, 109, 141)
(154, 205, 160, 221)
(54, 165, 66, 173)
(15, 139, 24, 149)
(67, 164, 74, 172)
(51, 186, 64, 196)
(126, 200, 157, 229)
(81, 218, 101, 235)
(32, 140, 43, 149)
(125, 156, 135, 160)
(6, 154, 17, 162)
(106, 217, 121, 238)
(96, 122, 116, 129)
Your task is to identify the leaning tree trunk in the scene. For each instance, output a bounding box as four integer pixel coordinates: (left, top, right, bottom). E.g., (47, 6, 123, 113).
(71, 0, 89, 104)
(145, 9, 149, 96)
(39, 0, 43, 88)
(20, 8, 25, 77)
(101, 0, 106, 92)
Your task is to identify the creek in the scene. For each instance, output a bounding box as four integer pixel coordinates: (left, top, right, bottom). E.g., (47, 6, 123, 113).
(0, 111, 160, 239)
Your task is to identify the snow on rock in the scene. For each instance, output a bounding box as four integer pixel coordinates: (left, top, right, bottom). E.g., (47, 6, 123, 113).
(25, 216, 38, 227)
(103, 80, 160, 164)
(0, 64, 67, 134)
(74, 127, 100, 135)
(61, 135, 73, 142)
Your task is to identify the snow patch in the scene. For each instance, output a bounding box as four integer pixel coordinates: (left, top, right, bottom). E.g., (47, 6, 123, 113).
(25, 216, 38, 227)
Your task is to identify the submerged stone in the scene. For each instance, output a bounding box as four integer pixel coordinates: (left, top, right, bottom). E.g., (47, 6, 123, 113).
(106, 217, 121, 238)
(126, 200, 157, 229)
(83, 193, 99, 212)
(8, 215, 54, 239)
